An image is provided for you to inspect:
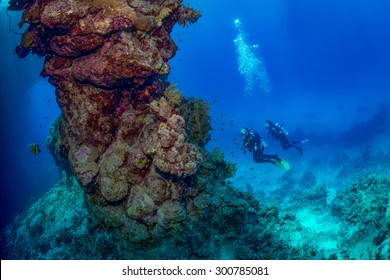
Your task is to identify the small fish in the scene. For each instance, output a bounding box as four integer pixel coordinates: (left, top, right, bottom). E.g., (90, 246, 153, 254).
(249, 167, 254, 170)
(29, 143, 41, 155)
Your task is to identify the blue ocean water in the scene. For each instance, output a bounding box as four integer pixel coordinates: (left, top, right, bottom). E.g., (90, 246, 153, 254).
(170, 0, 390, 142)
(1, 0, 390, 255)
(0, 3, 62, 231)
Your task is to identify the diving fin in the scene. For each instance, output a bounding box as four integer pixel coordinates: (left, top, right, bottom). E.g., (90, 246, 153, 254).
(300, 139, 309, 144)
(274, 159, 290, 170)
(293, 139, 309, 145)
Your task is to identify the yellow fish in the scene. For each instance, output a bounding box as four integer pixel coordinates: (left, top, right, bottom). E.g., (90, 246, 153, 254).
(29, 143, 41, 155)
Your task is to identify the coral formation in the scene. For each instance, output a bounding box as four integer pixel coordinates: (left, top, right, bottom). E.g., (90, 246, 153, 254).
(331, 174, 390, 259)
(0, 170, 289, 259)
(179, 97, 212, 148)
(8, 0, 205, 246)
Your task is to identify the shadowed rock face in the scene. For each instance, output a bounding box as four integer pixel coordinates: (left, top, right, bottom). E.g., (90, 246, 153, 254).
(13, 0, 206, 242)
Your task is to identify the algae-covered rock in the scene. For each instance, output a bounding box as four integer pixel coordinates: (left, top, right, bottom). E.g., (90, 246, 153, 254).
(69, 144, 100, 186)
(126, 185, 157, 220)
(179, 97, 212, 148)
(331, 174, 390, 259)
(157, 201, 186, 229)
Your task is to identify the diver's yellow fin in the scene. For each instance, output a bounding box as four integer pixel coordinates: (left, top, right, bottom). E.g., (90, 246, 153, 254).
(274, 159, 290, 170)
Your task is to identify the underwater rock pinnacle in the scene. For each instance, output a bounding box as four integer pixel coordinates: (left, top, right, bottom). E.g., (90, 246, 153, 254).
(13, 0, 205, 241)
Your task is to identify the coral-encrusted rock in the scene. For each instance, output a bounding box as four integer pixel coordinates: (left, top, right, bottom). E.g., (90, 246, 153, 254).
(145, 172, 171, 204)
(100, 176, 128, 202)
(71, 33, 171, 87)
(49, 34, 105, 57)
(157, 201, 187, 229)
(68, 144, 100, 186)
(124, 219, 151, 243)
(150, 97, 173, 121)
(12, 0, 236, 249)
(154, 143, 201, 176)
(97, 142, 130, 202)
(126, 185, 157, 220)
(330, 174, 390, 259)
(146, 113, 202, 177)
(39, 0, 90, 30)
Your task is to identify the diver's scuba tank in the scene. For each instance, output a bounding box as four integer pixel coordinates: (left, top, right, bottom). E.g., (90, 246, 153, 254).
(275, 122, 288, 135)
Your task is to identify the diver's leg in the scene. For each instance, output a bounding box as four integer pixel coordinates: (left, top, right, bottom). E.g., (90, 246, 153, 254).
(252, 149, 263, 163)
(261, 154, 281, 164)
(253, 150, 272, 163)
(283, 137, 303, 156)
(290, 143, 303, 157)
(280, 136, 291, 150)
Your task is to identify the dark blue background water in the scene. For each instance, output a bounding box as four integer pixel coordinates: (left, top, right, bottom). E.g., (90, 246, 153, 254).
(1, 0, 390, 231)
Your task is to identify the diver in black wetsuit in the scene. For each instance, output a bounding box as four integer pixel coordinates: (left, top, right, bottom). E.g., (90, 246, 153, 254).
(240, 128, 282, 165)
(264, 120, 306, 157)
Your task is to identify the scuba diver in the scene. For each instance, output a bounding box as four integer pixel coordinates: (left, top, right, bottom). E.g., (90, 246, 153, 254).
(241, 128, 290, 170)
(264, 120, 308, 158)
